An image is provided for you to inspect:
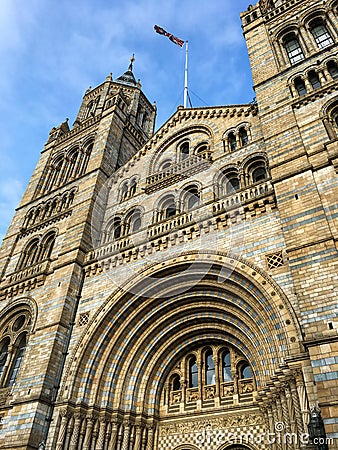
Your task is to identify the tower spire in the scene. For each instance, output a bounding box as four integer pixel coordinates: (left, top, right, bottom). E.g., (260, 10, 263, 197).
(115, 54, 137, 86)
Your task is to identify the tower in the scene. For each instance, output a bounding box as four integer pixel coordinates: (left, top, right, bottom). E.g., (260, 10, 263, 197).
(0, 60, 156, 449)
(241, 0, 338, 442)
(0, 1, 337, 450)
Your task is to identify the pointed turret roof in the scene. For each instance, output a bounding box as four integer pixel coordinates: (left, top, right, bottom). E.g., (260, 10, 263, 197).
(115, 55, 137, 86)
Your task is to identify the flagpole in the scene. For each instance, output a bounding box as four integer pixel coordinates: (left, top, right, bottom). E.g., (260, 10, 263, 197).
(184, 41, 189, 108)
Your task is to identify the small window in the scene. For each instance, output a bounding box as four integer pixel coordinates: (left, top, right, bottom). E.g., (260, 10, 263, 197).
(184, 186, 200, 211)
(308, 70, 321, 89)
(112, 219, 122, 239)
(226, 177, 240, 194)
(129, 180, 137, 197)
(195, 144, 208, 154)
(160, 160, 172, 171)
(132, 217, 141, 232)
(294, 77, 307, 96)
(310, 21, 333, 49)
(0, 339, 9, 384)
(240, 363, 253, 379)
(205, 351, 215, 385)
(252, 166, 267, 183)
(222, 349, 232, 382)
(189, 357, 198, 388)
(327, 61, 338, 79)
(283, 34, 304, 65)
(165, 202, 176, 218)
(8, 334, 27, 387)
(180, 142, 189, 160)
(239, 128, 248, 146)
(228, 132, 237, 151)
(172, 374, 181, 391)
(121, 183, 128, 201)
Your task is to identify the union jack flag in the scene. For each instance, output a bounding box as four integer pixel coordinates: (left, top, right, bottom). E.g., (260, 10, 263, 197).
(154, 25, 185, 47)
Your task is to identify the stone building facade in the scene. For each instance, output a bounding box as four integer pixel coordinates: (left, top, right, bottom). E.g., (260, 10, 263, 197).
(0, 0, 337, 449)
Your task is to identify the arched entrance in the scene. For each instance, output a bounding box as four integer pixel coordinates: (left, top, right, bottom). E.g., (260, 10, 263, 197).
(49, 252, 308, 450)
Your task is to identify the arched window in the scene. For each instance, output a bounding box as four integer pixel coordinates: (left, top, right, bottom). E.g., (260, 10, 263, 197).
(112, 219, 122, 239)
(165, 202, 176, 218)
(120, 182, 128, 201)
(239, 128, 248, 146)
(222, 349, 232, 382)
(240, 363, 253, 379)
(252, 166, 267, 183)
(327, 60, 338, 79)
(294, 77, 307, 96)
(159, 160, 172, 171)
(189, 357, 198, 388)
(180, 142, 189, 160)
(8, 334, 27, 387)
(20, 238, 40, 269)
(182, 185, 200, 211)
(308, 70, 321, 90)
(129, 179, 137, 197)
(172, 374, 181, 391)
(125, 210, 142, 234)
(157, 195, 177, 222)
(228, 132, 237, 151)
(310, 19, 333, 49)
(0, 338, 9, 384)
(205, 350, 215, 385)
(283, 33, 304, 65)
(40, 232, 56, 261)
(226, 176, 240, 194)
(195, 143, 208, 154)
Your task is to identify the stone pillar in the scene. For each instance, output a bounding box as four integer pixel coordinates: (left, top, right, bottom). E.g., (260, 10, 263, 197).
(289, 378, 304, 441)
(70, 413, 83, 450)
(107, 421, 120, 450)
(96, 418, 108, 450)
(83, 416, 95, 450)
(294, 370, 310, 432)
(56, 409, 70, 450)
(134, 425, 143, 450)
(146, 425, 155, 450)
(121, 422, 131, 450)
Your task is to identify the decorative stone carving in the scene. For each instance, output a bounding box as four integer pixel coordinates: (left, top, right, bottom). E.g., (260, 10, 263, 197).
(259, 0, 275, 14)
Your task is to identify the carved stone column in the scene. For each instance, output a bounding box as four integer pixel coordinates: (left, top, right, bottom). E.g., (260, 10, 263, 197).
(133, 425, 143, 450)
(70, 413, 83, 450)
(280, 386, 293, 450)
(64, 415, 74, 450)
(56, 409, 70, 450)
(289, 377, 304, 442)
(146, 425, 155, 450)
(107, 420, 120, 450)
(121, 422, 131, 450)
(82, 416, 95, 450)
(294, 370, 310, 432)
(96, 418, 108, 450)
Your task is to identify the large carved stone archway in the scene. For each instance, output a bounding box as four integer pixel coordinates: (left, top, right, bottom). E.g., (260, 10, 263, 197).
(49, 251, 310, 450)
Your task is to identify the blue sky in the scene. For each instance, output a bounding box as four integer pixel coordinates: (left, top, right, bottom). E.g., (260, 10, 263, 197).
(0, 0, 255, 242)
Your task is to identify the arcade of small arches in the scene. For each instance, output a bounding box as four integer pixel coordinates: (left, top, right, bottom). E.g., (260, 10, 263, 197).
(274, 5, 338, 67)
(40, 140, 93, 194)
(162, 343, 255, 414)
(16, 230, 57, 271)
(0, 305, 33, 390)
(104, 154, 269, 245)
(49, 253, 306, 450)
(22, 187, 77, 230)
(223, 124, 250, 153)
(291, 58, 338, 97)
